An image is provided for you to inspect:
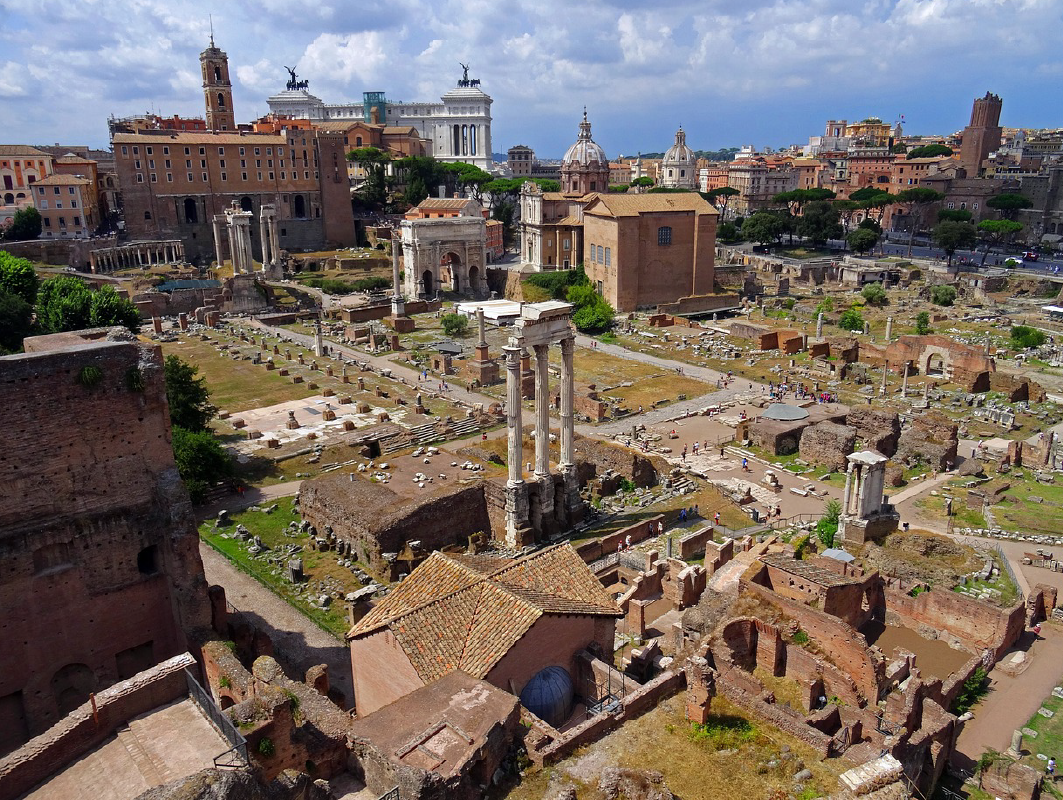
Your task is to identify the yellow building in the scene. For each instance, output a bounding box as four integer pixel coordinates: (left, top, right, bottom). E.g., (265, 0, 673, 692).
(32, 174, 99, 239)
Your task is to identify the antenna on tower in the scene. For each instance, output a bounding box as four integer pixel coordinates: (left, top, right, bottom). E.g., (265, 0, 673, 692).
(209, 14, 215, 47)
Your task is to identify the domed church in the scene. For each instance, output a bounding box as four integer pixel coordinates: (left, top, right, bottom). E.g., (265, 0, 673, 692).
(659, 126, 697, 190)
(560, 109, 610, 195)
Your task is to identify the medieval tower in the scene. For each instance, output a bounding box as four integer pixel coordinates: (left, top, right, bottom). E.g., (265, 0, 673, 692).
(200, 36, 235, 132)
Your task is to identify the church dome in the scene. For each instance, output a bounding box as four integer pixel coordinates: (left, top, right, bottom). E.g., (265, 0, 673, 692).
(563, 110, 608, 167)
(663, 126, 695, 166)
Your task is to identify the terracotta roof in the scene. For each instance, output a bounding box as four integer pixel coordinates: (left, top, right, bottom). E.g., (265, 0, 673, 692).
(583, 192, 717, 217)
(416, 197, 474, 210)
(55, 155, 95, 164)
(33, 174, 92, 185)
(0, 145, 50, 157)
(349, 544, 620, 683)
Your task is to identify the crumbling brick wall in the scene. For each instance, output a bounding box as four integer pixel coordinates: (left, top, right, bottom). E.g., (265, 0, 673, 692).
(300, 477, 493, 577)
(895, 412, 959, 471)
(0, 337, 210, 748)
(799, 421, 857, 470)
(846, 410, 901, 457)
(884, 587, 1024, 660)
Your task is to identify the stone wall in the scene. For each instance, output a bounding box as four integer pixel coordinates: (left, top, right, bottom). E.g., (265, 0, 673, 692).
(846, 410, 901, 457)
(0, 337, 210, 748)
(574, 515, 664, 563)
(799, 422, 857, 470)
(0, 653, 195, 800)
(895, 412, 959, 470)
(884, 586, 1024, 659)
(299, 477, 493, 578)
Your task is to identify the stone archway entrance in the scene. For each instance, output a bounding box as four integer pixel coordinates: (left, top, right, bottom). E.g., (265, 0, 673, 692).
(926, 353, 945, 377)
(468, 264, 481, 294)
(441, 252, 462, 293)
(400, 215, 488, 300)
(421, 269, 434, 296)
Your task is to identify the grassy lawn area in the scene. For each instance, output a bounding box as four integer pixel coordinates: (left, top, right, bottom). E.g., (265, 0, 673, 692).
(993, 479, 1063, 537)
(200, 502, 367, 638)
(501, 695, 842, 800)
(916, 492, 987, 529)
(1015, 688, 1063, 777)
(161, 336, 318, 413)
(954, 550, 1019, 606)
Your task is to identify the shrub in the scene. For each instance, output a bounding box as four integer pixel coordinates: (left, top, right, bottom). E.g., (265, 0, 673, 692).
(861, 282, 887, 306)
(838, 307, 865, 332)
(257, 737, 275, 757)
(441, 313, 469, 337)
(689, 716, 756, 749)
(930, 285, 956, 306)
(951, 667, 989, 714)
(792, 629, 809, 645)
(77, 365, 103, 387)
(915, 311, 931, 335)
(1010, 325, 1046, 349)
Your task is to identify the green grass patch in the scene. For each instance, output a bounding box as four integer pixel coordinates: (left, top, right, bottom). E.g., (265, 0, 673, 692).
(1017, 689, 1063, 771)
(200, 503, 357, 638)
(689, 715, 757, 750)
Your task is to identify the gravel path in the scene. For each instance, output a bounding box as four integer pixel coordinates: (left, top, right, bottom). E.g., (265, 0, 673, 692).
(199, 542, 354, 706)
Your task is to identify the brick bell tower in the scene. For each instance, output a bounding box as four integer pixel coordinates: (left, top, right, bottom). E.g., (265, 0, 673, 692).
(200, 35, 235, 132)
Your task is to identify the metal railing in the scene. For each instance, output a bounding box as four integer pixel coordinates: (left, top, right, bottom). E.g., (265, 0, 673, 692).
(993, 544, 1025, 602)
(377, 789, 399, 800)
(184, 668, 248, 769)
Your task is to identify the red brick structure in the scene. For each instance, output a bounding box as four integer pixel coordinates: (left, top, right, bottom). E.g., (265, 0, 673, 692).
(0, 333, 210, 755)
(582, 193, 717, 312)
(347, 545, 620, 716)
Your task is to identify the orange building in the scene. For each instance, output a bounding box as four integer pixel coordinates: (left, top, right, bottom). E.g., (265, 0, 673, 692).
(32, 174, 100, 238)
(0, 145, 52, 210)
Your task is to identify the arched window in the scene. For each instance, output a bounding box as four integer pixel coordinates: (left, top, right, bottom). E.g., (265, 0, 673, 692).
(213, 65, 221, 82)
(144, 211, 152, 220)
(240, 196, 253, 212)
(293, 195, 306, 218)
(597, 245, 604, 262)
(217, 92, 225, 108)
(356, 136, 362, 147)
(183, 198, 198, 223)
(2, 193, 12, 204)
(658, 226, 672, 245)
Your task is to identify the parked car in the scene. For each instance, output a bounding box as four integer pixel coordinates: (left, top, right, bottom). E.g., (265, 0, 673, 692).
(1023, 251, 1039, 261)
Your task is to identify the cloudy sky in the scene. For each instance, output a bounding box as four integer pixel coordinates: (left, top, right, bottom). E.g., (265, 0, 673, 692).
(2, 0, 1062, 160)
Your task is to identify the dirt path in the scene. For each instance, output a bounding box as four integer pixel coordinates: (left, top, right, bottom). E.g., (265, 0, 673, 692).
(199, 542, 354, 706)
(952, 626, 1063, 772)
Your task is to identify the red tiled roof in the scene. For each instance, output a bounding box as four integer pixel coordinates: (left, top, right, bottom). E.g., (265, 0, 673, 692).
(349, 544, 620, 682)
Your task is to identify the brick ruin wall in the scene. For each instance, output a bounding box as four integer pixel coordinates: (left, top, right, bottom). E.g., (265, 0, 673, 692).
(0, 339, 210, 751)
(299, 476, 493, 577)
(846, 410, 901, 457)
(799, 422, 857, 470)
(884, 586, 1024, 660)
(895, 412, 959, 471)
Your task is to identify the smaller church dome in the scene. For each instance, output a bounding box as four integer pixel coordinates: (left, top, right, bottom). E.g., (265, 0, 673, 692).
(563, 110, 608, 167)
(663, 126, 695, 166)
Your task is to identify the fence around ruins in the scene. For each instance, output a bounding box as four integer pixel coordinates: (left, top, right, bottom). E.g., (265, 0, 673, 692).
(184, 668, 248, 769)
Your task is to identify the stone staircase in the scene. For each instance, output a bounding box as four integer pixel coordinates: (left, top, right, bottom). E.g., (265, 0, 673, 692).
(381, 418, 481, 455)
(117, 723, 174, 786)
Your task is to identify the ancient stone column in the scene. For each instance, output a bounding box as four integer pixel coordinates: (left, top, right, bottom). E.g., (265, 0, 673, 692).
(885, 316, 894, 341)
(212, 217, 226, 269)
(880, 361, 888, 395)
(477, 307, 487, 348)
(863, 320, 870, 335)
(391, 239, 405, 317)
(259, 213, 270, 270)
(560, 337, 575, 471)
(269, 218, 280, 267)
(842, 461, 854, 516)
(816, 313, 823, 338)
(901, 363, 909, 396)
(533, 344, 550, 479)
(504, 345, 524, 486)
(314, 320, 324, 357)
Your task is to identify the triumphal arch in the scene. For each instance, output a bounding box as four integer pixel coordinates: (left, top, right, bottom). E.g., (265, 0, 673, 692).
(400, 215, 487, 298)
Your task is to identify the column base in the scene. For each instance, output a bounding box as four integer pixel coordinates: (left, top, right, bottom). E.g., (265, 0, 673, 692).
(505, 480, 533, 550)
(561, 466, 584, 527)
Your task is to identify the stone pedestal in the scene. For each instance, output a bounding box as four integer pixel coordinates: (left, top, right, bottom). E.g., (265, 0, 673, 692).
(384, 314, 415, 333)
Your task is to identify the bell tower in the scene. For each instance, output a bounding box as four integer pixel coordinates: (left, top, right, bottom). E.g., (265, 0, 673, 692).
(200, 35, 235, 132)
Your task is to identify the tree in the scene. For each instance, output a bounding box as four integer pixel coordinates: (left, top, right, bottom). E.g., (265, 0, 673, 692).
(609, 184, 629, 193)
(816, 499, 842, 548)
(717, 222, 741, 243)
(171, 425, 233, 503)
(798, 200, 842, 246)
(531, 178, 560, 192)
(1010, 325, 1046, 349)
(937, 208, 972, 223)
(838, 306, 865, 332)
(704, 186, 740, 218)
(441, 312, 470, 338)
(742, 211, 785, 245)
(906, 144, 953, 159)
(861, 282, 887, 306)
(89, 285, 141, 332)
(0, 290, 33, 353)
(0, 250, 40, 303)
(833, 199, 861, 239)
(986, 193, 1032, 221)
(164, 354, 218, 432)
(347, 147, 391, 208)
(977, 219, 1024, 266)
(850, 187, 895, 227)
(773, 188, 836, 243)
(566, 283, 614, 333)
(35, 275, 92, 334)
(932, 220, 978, 266)
(847, 227, 879, 254)
(930, 285, 956, 306)
(915, 312, 931, 335)
(631, 176, 654, 189)
(815, 296, 834, 315)
(894, 187, 944, 258)
(1, 207, 42, 241)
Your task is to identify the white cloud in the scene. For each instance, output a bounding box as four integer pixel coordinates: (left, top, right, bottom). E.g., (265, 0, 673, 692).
(0, 61, 29, 97)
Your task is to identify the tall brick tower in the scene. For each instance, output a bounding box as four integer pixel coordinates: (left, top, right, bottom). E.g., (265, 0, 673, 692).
(200, 36, 235, 132)
(959, 92, 1002, 176)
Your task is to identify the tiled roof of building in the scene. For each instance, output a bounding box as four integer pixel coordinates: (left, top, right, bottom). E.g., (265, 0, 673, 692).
(54, 155, 95, 164)
(349, 544, 620, 683)
(0, 145, 50, 157)
(416, 197, 474, 210)
(584, 192, 717, 217)
(33, 174, 92, 185)
(760, 553, 858, 587)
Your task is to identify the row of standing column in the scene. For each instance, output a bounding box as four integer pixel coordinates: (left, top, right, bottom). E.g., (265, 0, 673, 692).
(258, 213, 280, 271)
(90, 242, 182, 273)
(504, 338, 576, 487)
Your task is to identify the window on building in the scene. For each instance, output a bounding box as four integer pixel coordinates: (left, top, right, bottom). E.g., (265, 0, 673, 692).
(597, 245, 604, 262)
(220, 172, 226, 181)
(605, 247, 611, 266)
(73, 216, 80, 226)
(240, 159, 246, 168)
(133, 146, 139, 154)
(973, 203, 979, 211)
(144, 211, 152, 220)
(136, 174, 143, 183)
(121, 146, 128, 155)
(150, 174, 156, 182)
(166, 173, 172, 182)
(658, 226, 672, 245)
(241, 172, 247, 181)
(563, 239, 570, 251)
(58, 217, 66, 227)
(268, 172, 274, 180)
(202, 172, 208, 182)
(43, 218, 50, 227)
(187, 173, 193, 182)
(218, 147, 224, 155)
(184, 147, 190, 155)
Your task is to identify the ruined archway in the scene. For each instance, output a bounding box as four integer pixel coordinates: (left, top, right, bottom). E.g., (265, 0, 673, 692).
(400, 215, 487, 299)
(926, 353, 945, 377)
(421, 269, 434, 296)
(51, 663, 96, 717)
(441, 251, 462, 293)
(468, 264, 481, 294)
(239, 196, 253, 213)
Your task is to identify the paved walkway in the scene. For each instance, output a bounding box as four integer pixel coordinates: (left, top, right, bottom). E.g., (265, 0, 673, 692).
(952, 626, 1063, 773)
(199, 542, 354, 705)
(24, 699, 227, 800)
(196, 479, 302, 522)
